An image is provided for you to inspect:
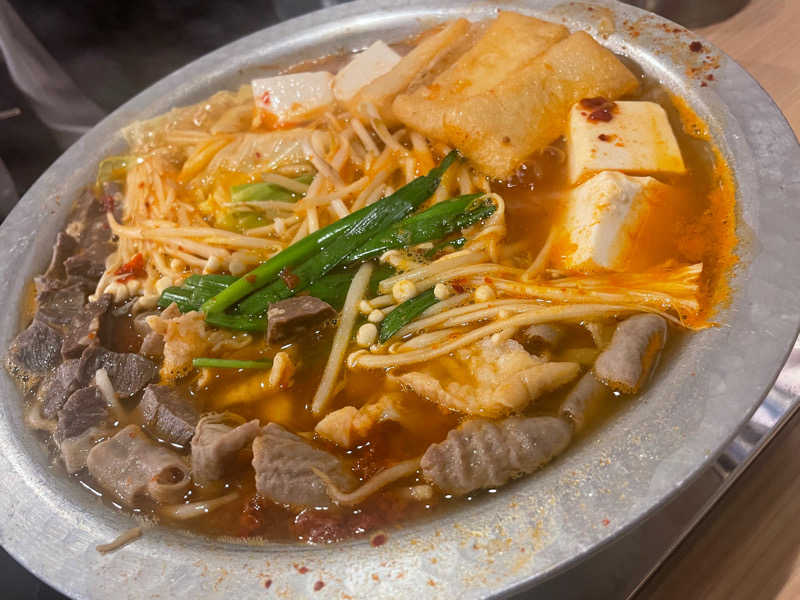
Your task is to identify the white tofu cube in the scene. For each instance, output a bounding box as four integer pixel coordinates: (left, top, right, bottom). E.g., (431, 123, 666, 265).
(333, 41, 401, 103)
(251, 71, 334, 126)
(567, 100, 686, 184)
(554, 171, 677, 272)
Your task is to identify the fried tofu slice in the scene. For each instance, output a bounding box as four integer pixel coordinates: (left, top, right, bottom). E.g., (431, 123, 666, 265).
(346, 18, 471, 125)
(395, 338, 580, 418)
(393, 12, 569, 140)
(441, 31, 639, 179)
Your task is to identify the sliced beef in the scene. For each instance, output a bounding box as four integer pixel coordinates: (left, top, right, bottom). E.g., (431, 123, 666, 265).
(61, 294, 113, 359)
(39, 346, 156, 419)
(57, 386, 108, 440)
(64, 246, 110, 285)
(5, 318, 63, 387)
(79, 345, 158, 398)
(134, 312, 164, 357)
(69, 189, 113, 252)
(191, 415, 260, 483)
(39, 359, 84, 419)
(34, 232, 78, 294)
(593, 314, 667, 394)
(86, 424, 191, 505)
(266, 296, 336, 345)
(140, 385, 198, 446)
(35, 281, 90, 329)
(56, 386, 110, 473)
(560, 371, 612, 432)
(251, 423, 356, 507)
(421, 416, 572, 495)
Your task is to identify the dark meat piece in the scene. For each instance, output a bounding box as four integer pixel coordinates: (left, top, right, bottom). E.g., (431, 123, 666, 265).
(61, 294, 112, 359)
(134, 312, 164, 357)
(39, 359, 83, 419)
(421, 416, 572, 495)
(39, 346, 157, 419)
(64, 244, 112, 285)
(252, 423, 356, 507)
(69, 189, 113, 252)
(191, 415, 261, 483)
(593, 314, 667, 394)
(56, 386, 110, 473)
(33, 232, 78, 294)
(35, 281, 90, 330)
(86, 424, 191, 505)
(266, 296, 336, 345)
(79, 345, 158, 398)
(5, 318, 63, 387)
(140, 385, 198, 446)
(56, 385, 108, 440)
(560, 371, 612, 432)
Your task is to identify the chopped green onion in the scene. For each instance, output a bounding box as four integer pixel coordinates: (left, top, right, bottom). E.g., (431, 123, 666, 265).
(230, 172, 314, 204)
(192, 357, 273, 369)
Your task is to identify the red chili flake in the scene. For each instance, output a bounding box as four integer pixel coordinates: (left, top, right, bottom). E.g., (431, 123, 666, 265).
(580, 97, 617, 122)
(689, 41, 703, 53)
(246, 274, 258, 285)
(102, 194, 115, 213)
(264, 579, 272, 589)
(602, 518, 610, 526)
(370, 532, 387, 547)
(113, 253, 146, 283)
(260, 91, 271, 106)
(314, 581, 325, 592)
(294, 564, 309, 574)
(700, 82, 708, 87)
(706, 73, 715, 81)
(279, 267, 300, 290)
(598, 133, 612, 142)
(450, 281, 465, 294)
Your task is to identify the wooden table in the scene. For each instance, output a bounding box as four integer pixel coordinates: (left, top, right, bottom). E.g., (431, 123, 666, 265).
(636, 1, 800, 598)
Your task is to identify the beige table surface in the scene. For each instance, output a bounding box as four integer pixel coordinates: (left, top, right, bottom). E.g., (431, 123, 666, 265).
(636, 1, 800, 599)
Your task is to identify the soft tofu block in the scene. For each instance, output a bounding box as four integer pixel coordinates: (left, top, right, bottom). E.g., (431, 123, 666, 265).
(567, 100, 686, 184)
(393, 12, 569, 141)
(333, 41, 401, 103)
(554, 171, 679, 273)
(440, 32, 639, 179)
(252, 71, 334, 126)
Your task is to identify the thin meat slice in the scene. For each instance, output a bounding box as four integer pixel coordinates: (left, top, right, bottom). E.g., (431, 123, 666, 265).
(56, 386, 110, 473)
(140, 385, 198, 446)
(5, 318, 63, 388)
(252, 423, 356, 508)
(86, 424, 191, 505)
(39, 359, 83, 419)
(560, 371, 612, 432)
(593, 314, 667, 394)
(421, 416, 572, 495)
(266, 296, 336, 345)
(34, 232, 78, 294)
(61, 294, 113, 359)
(35, 281, 90, 330)
(79, 345, 158, 398)
(191, 415, 260, 483)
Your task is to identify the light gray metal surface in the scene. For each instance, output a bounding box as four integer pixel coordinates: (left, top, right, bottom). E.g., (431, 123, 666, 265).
(0, 1, 799, 599)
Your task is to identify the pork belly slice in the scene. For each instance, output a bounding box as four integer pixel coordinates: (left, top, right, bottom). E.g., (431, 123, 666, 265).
(396, 338, 580, 418)
(593, 314, 667, 394)
(421, 416, 572, 495)
(191, 415, 260, 483)
(252, 423, 355, 508)
(87, 424, 191, 505)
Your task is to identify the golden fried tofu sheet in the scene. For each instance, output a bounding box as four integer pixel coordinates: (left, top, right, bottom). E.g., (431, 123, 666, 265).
(442, 32, 638, 178)
(346, 18, 471, 125)
(393, 12, 569, 140)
